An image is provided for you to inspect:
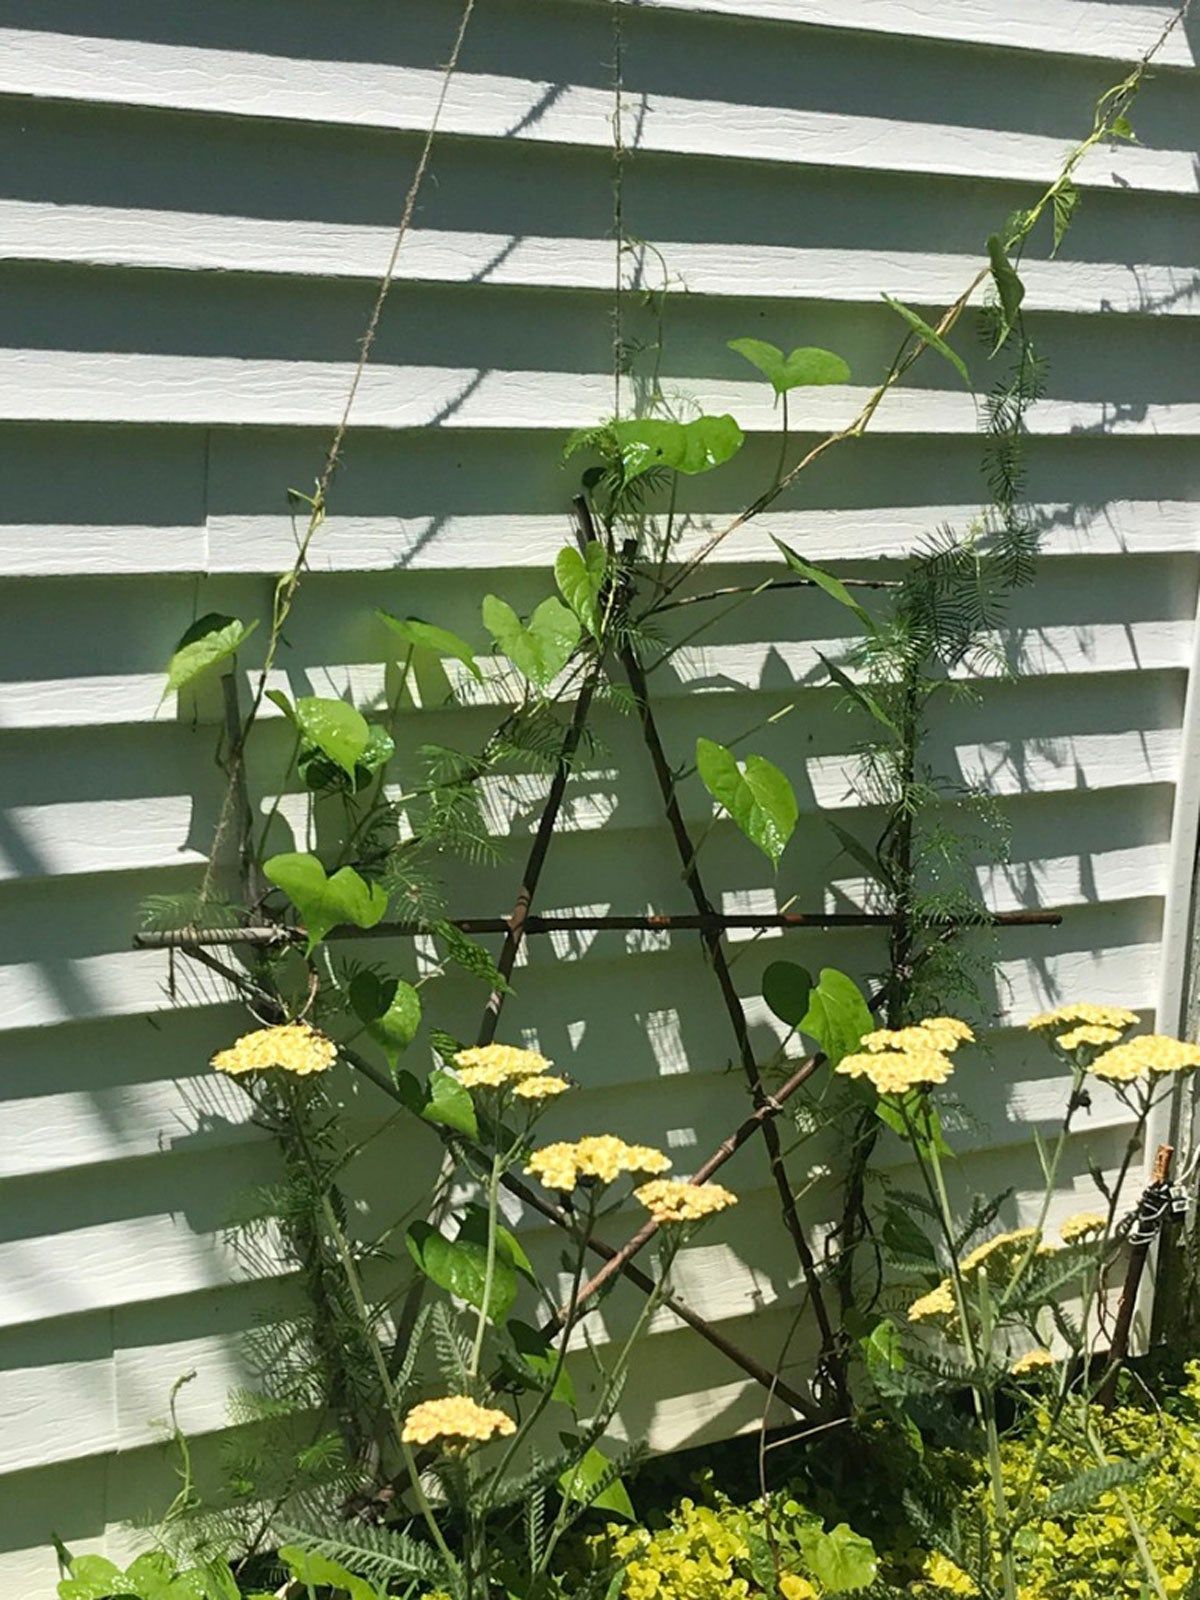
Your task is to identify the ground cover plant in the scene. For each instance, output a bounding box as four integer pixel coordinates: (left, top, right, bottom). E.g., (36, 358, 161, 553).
(55, 3, 1200, 1596)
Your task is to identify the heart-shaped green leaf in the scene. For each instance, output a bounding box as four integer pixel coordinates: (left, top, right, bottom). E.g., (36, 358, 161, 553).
(377, 611, 482, 681)
(423, 1067, 479, 1139)
(798, 1523, 878, 1593)
(406, 1221, 517, 1322)
(672, 414, 745, 474)
(264, 852, 388, 952)
(883, 295, 971, 388)
(299, 722, 394, 794)
(165, 614, 259, 695)
(348, 971, 422, 1066)
(278, 1547, 379, 1600)
(774, 538, 875, 633)
(293, 696, 370, 777)
(555, 541, 607, 638)
(460, 1204, 537, 1286)
(611, 415, 744, 480)
(482, 594, 581, 690)
(58, 1555, 136, 1600)
(508, 1319, 576, 1404)
(559, 1442, 635, 1519)
(762, 961, 814, 1028)
(799, 968, 873, 1067)
(696, 737, 797, 866)
(728, 338, 850, 395)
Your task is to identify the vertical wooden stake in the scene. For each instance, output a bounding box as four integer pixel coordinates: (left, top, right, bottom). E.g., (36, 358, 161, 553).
(1098, 1142, 1174, 1409)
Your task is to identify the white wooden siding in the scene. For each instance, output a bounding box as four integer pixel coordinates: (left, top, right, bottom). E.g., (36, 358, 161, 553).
(1, 1, 1197, 1590)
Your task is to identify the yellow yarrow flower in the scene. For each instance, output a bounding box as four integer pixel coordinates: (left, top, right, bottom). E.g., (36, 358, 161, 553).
(453, 1042, 552, 1088)
(512, 1074, 570, 1100)
(1056, 1023, 1123, 1051)
(908, 1280, 956, 1323)
(1091, 1034, 1200, 1081)
(1059, 1210, 1107, 1244)
(1026, 1003, 1139, 1034)
(861, 1018, 973, 1055)
(958, 1227, 1038, 1278)
(401, 1394, 515, 1448)
(836, 1047, 955, 1095)
(211, 1021, 336, 1077)
(634, 1179, 737, 1225)
(526, 1135, 671, 1192)
(1010, 1347, 1056, 1376)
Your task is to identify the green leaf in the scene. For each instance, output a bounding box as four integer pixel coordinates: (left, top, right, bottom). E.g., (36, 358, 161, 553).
(508, 1319, 576, 1405)
(376, 611, 482, 682)
(423, 1067, 479, 1139)
(348, 972, 422, 1067)
(406, 1221, 518, 1322)
(986, 235, 1026, 352)
(825, 818, 889, 886)
(555, 541, 607, 639)
(460, 1203, 537, 1287)
(774, 538, 874, 632)
(817, 652, 900, 736)
(882, 1203, 938, 1265)
(728, 338, 850, 395)
(278, 1546, 379, 1600)
(1110, 114, 1136, 141)
(293, 696, 371, 778)
(861, 1318, 906, 1375)
(1044, 1459, 1152, 1516)
(695, 737, 797, 867)
(263, 852, 388, 953)
(165, 614, 258, 695)
(482, 594, 581, 690)
(559, 1443, 635, 1519)
(59, 1556, 135, 1600)
(799, 968, 872, 1067)
(610, 415, 744, 479)
(299, 722, 394, 794)
(798, 1523, 878, 1593)
(762, 961, 813, 1029)
(1051, 179, 1080, 258)
(882, 295, 971, 388)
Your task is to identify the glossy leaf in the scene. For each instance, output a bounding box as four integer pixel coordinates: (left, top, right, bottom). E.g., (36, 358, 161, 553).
(696, 737, 798, 866)
(508, 1319, 576, 1405)
(263, 852, 388, 952)
(986, 235, 1026, 352)
(611, 415, 743, 479)
(882, 295, 971, 388)
(423, 1067, 479, 1139)
(349, 971, 422, 1066)
(460, 1204, 537, 1287)
(482, 594, 581, 690)
(799, 968, 872, 1067)
(774, 538, 874, 633)
(165, 614, 258, 695)
(299, 722, 394, 794)
(376, 611, 482, 681)
(278, 1546, 379, 1600)
(762, 960, 814, 1029)
(555, 541, 607, 638)
(293, 696, 371, 778)
(406, 1221, 517, 1322)
(559, 1442, 635, 1519)
(728, 338, 850, 395)
(798, 1523, 878, 1593)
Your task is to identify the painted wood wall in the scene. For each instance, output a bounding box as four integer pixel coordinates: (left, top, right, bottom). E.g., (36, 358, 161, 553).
(1, 1, 1198, 1590)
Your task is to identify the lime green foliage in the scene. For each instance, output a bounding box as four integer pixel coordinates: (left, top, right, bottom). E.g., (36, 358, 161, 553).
(57, 1549, 243, 1600)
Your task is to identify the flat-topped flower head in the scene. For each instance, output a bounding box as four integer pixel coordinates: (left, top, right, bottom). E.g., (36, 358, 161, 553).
(526, 1135, 670, 1193)
(1026, 1003, 1139, 1034)
(401, 1394, 515, 1449)
(1091, 1034, 1200, 1082)
(836, 1047, 955, 1096)
(634, 1179, 737, 1226)
(1056, 1023, 1123, 1052)
(861, 1019, 973, 1055)
(959, 1227, 1038, 1278)
(211, 1021, 336, 1078)
(1059, 1210, 1107, 1244)
(908, 1281, 956, 1324)
(512, 1074, 571, 1101)
(453, 1042, 552, 1090)
(1010, 1347, 1056, 1376)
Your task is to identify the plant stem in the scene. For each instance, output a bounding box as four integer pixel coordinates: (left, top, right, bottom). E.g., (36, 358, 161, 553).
(470, 1153, 504, 1379)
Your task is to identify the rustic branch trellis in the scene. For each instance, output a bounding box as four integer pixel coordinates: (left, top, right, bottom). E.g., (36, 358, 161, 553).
(134, 495, 1061, 1426)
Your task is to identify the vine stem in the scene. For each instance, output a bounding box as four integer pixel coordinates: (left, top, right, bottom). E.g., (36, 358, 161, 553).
(469, 1153, 504, 1378)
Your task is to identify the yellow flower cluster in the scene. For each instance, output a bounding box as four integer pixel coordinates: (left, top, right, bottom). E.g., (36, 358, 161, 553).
(453, 1042, 553, 1089)
(1059, 1210, 1107, 1244)
(837, 1046, 955, 1095)
(1026, 1003, 1140, 1033)
(512, 1074, 570, 1100)
(526, 1135, 671, 1192)
(959, 1227, 1038, 1278)
(605, 1498, 755, 1600)
(908, 1281, 957, 1324)
(634, 1179, 738, 1225)
(1057, 1024, 1123, 1051)
(400, 1394, 515, 1448)
(922, 1551, 978, 1595)
(1010, 1347, 1056, 1376)
(861, 1018, 974, 1054)
(211, 1021, 337, 1077)
(1091, 1034, 1200, 1082)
